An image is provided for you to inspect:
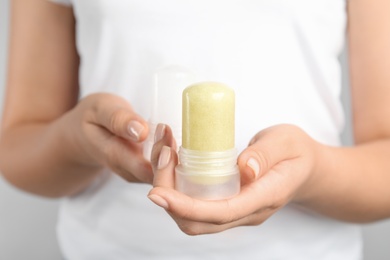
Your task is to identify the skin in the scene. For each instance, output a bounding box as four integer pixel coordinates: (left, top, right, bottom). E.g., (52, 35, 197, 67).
(0, 0, 152, 197)
(150, 0, 390, 233)
(1, 0, 390, 237)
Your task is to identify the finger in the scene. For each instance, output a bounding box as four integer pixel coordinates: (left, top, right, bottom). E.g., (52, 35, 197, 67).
(149, 168, 290, 225)
(149, 125, 307, 227)
(150, 124, 177, 169)
(151, 124, 178, 189)
(151, 146, 178, 189)
(172, 206, 275, 236)
(238, 124, 305, 183)
(85, 113, 152, 181)
(104, 134, 153, 184)
(89, 94, 149, 142)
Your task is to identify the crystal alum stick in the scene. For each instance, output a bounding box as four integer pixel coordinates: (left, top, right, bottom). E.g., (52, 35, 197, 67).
(175, 82, 240, 200)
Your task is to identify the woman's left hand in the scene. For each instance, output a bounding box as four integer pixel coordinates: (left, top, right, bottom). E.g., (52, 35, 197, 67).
(148, 123, 322, 235)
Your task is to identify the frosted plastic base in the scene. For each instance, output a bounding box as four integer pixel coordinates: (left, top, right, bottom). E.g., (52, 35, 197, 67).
(175, 165, 240, 200)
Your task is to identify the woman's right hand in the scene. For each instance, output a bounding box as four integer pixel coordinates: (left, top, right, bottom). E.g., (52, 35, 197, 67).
(63, 93, 153, 184)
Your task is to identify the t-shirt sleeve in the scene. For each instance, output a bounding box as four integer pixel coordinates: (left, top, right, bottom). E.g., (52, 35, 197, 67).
(50, 0, 72, 6)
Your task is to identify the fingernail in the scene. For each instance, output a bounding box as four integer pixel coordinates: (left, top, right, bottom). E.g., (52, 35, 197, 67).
(158, 146, 171, 169)
(148, 194, 169, 210)
(128, 120, 145, 141)
(247, 157, 260, 178)
(154, 124, 166, 143)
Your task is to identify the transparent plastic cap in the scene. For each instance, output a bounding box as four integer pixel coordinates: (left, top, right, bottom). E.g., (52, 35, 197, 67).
(143, 65, 197, 160)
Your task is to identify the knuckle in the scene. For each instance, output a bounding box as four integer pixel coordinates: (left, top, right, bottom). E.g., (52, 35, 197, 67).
(279, 124, 306, 146)
(109, 109, 128, 134)
(90, 94, 106, 115)
(249, 147, 271, 173)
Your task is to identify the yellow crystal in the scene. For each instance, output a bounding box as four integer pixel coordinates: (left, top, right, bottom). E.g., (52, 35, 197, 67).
(182, 82, 235, 152)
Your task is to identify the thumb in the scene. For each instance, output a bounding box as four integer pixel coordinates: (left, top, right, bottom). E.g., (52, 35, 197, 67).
(89, 94, 149, 142)
(238, 125, 304, 184)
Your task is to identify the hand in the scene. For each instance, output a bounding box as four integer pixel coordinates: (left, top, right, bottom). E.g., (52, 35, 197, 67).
(148, 124, 321, 235)
(63, 93, 153, 184)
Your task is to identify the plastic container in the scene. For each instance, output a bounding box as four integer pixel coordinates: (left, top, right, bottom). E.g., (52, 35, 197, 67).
(175, 82, 240, 200)
(175, 147, 240, 200)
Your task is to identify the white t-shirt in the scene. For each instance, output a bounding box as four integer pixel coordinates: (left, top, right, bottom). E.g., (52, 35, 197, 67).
(51, 0, 362, 259)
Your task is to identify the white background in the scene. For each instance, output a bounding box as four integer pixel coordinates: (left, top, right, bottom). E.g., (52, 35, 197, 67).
(1, 0, 390, 259)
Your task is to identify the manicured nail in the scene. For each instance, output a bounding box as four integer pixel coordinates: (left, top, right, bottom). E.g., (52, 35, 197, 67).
(128, 120, 145, 141)
(148, 194, 169, 210)
(154, 124, 166, 143)
(247, 157, 260, 178)
(158, 146, 171, 169)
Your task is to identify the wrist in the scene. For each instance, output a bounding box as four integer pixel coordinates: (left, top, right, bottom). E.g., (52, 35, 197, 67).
(293, 140, 331, 205)
(58, 108, 104, 170)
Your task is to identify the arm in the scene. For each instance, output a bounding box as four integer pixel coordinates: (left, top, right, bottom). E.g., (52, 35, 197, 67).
(147, 0, 390, 235)
(0, 0, 152, 198)
(302, 0, 390, 221)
